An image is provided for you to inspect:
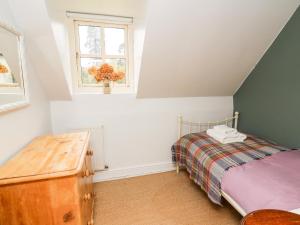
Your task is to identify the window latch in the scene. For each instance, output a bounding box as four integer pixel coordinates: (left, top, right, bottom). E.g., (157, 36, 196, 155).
(76, 52, 79, 71)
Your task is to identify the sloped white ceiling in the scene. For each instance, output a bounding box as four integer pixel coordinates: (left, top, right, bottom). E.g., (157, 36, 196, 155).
(8, 0, 72, 100)
(137, 0, 300, 98)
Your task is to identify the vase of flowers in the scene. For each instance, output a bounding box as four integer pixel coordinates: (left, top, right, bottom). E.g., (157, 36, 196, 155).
(88, 63, 125, 94)
(0, 64, 8, 73)
(0, 64, 13, 84)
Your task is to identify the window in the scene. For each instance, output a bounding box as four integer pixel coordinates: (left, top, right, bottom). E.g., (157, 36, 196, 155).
(74, 20, 132, 91)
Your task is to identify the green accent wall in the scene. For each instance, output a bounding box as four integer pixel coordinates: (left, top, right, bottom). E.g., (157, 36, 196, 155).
(234, 6, 300, 148)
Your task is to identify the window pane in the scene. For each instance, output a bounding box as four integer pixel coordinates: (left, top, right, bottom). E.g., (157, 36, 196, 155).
(105, 58, 126, 84)
(80, 58, 102, 85)
(104, 28, 125, 56)
(79, 25, 101, 55)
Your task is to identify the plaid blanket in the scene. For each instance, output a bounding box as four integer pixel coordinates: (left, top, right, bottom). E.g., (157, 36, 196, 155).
(171, 132, 290, 205)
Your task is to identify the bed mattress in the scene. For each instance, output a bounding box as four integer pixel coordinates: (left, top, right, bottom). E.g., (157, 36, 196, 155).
(221, 150, 300, 214)
(172, 132, 289, 205)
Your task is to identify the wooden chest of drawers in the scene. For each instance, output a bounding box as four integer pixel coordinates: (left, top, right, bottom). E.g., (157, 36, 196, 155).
(0, 132, 94, 225)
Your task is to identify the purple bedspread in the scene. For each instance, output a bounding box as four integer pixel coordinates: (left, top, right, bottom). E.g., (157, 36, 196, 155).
(221, 150, 300, 213)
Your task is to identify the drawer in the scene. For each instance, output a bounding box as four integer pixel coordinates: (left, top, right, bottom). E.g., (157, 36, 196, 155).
(0, 176, 82, 225)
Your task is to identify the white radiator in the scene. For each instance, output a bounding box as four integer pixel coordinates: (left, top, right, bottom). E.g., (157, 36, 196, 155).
(70, 125, 106, 171)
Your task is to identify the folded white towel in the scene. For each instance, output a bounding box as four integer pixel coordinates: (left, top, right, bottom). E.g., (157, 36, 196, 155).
(213, 125, 236, 134)
(210, 129, 238, 138)
(207, 129, 247, 144)
(210, 129, 246, 140)
(220, 137, 246, 144)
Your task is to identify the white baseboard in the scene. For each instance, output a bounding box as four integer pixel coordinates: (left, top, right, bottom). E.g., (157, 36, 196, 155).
(93, 162, 176, 182)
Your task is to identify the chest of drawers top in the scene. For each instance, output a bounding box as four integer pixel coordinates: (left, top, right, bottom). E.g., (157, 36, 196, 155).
(0, 131, 90, 186)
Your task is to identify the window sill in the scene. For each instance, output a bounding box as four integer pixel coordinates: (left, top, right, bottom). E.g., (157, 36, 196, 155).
(73, 87, 136, 95)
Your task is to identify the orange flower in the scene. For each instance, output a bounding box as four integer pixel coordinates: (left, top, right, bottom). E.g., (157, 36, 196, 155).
(111, 71, 125, 81)
(87, 63, 125, 83)
(99, 63, 113, 74)
(0, 64, 8, 73)
(88, 66, 98, 76)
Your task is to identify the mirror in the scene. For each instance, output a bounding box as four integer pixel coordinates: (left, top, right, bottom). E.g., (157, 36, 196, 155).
(0, 22, 28, 113)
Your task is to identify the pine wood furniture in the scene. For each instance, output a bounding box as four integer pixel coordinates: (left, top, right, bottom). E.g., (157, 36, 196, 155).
(0, 132, 95, 225)
(241, 209, 300, 225)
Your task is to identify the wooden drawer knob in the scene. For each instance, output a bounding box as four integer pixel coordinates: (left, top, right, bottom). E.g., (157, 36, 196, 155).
(83, 170, 95, 177)
(83, 169, 95, 177)
(86, 150, 94, 156)
(84, 169, 90, 177)
(87, 219, 94, 225)
(83, 193, 91, 201)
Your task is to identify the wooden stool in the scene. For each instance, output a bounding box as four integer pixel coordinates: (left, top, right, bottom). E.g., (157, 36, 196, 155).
(242, 209, 300, 225)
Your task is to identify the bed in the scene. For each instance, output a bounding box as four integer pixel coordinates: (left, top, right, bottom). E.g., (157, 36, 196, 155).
(172, 112, 300, 216)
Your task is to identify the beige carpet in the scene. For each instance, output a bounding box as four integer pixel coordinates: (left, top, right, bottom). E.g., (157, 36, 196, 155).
(94, 171, 242, 225)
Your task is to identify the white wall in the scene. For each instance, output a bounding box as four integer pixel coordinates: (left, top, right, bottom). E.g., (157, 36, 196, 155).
(47, 0, 234, 181)
(51, 95, 233, 181)
(0, 0, 52, 164)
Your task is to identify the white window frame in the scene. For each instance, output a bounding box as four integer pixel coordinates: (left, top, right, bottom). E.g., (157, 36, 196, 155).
(73, 18, 134, 93)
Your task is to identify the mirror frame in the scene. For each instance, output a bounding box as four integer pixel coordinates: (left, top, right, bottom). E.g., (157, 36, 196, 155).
(0, 21, 29, 113)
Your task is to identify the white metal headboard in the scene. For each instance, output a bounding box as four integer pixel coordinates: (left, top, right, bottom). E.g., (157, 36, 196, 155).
(177, 112, 239, 139)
